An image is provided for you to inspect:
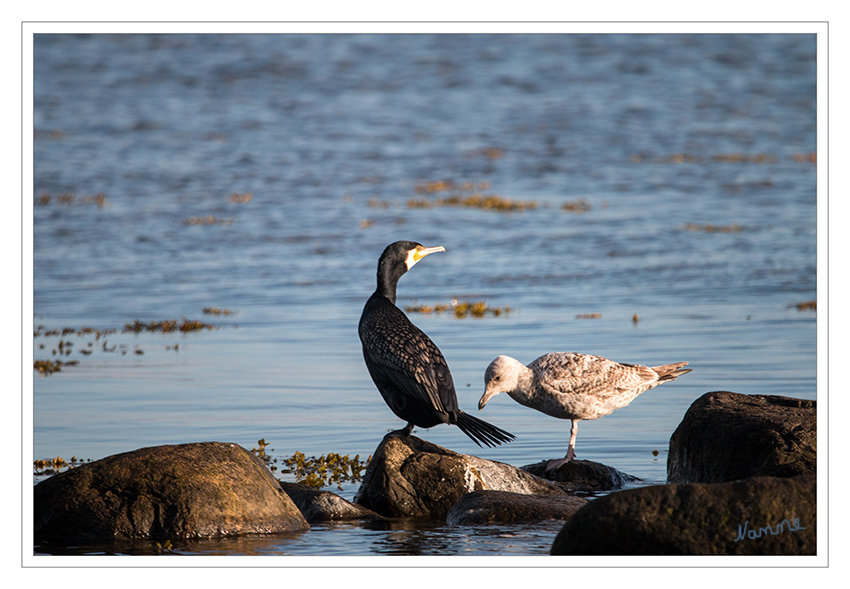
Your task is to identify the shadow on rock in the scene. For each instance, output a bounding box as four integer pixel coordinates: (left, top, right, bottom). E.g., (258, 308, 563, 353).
(522, 459, 640, 493)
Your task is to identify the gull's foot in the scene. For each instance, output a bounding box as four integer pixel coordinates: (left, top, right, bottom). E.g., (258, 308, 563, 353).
(545, 456, 573, 471)
(545, 447, 576, 471)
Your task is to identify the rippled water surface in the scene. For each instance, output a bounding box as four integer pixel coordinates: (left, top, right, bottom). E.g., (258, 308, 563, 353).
(31, 33, 817, 556)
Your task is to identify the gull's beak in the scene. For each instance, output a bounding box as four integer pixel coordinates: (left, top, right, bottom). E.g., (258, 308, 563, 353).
(413, 245, 445, 262)
(478, 387, 498, 411)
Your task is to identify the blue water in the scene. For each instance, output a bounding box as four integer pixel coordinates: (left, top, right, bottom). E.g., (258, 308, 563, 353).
(31, 33, 817, 556)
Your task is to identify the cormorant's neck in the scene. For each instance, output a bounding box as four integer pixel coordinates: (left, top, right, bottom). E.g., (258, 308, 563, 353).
(375, 261, 405, 305)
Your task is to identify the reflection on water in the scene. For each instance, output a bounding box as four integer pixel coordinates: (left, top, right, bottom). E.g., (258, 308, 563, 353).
(35, 518, 568, 556)
(32, 32, 817, 556)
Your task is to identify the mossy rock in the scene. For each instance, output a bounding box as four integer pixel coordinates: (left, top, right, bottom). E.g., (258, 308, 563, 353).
(34, 442, 309, 540)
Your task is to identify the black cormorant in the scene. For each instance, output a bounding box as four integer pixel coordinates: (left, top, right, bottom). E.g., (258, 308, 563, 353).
(359, 241, 516, 447)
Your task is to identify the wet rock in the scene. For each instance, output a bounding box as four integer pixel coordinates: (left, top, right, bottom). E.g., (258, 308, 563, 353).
(34, 442, 310, 540)
(522, 459, 640, 493)
(280, 482, 385, 523)
(353, 434, 563, 519)
(447, 490, 587, 526)
(551, 474, 815, 555)
(667, 392, 816, 484)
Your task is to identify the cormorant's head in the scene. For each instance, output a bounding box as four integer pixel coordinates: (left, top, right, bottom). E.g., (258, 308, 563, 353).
(375, 241, 445, 300)
(379, 240, 445, 272)
(479, 355, 523, 410)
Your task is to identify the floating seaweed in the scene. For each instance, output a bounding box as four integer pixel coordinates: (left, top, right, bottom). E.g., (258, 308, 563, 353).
(182, 215, 234, 226)
(576, 313, 602, 319)
(407, 193, 536, 212)
(561, 199, 591, 213)
(36, 193, 107, 207)
(123, 318, 217, 333)
(414, 180, 491, 194)
(34, 325, 116, 339)
(630, 153, 778, 164)
(33, 359, 75, 376)
(793, 152, 817, 163)
(793, 300, 816, 312)
(683, 222, 743, 233)
(227, 192, 252, 204)
(202, 306, 237, 316)
(405, 299, 513, 319)
(712, 153, 776, 163)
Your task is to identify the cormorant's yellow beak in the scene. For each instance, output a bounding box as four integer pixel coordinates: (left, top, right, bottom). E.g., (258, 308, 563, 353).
(413, 245, 445, 262)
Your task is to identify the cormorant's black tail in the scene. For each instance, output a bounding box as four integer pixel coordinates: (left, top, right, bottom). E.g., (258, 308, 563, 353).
(455, 410, 516, 448)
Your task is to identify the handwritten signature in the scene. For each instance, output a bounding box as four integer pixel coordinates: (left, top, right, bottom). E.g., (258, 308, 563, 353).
(734, 518, 806, 542)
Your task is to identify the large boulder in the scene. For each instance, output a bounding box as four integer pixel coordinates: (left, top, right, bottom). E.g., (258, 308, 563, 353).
(667, 392, 816, 484)
(34, 442, 310, 540)
(353, 434, 564, 519)
(279, 482, 385, 523)
(522, 459, 640, 493)
(551, 474, 815, 555)
(447, 490, 587, 526)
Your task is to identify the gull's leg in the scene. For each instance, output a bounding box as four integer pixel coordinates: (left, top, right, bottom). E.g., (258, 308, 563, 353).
(566, 420, 578, 460)
(546, 420, 579, 471)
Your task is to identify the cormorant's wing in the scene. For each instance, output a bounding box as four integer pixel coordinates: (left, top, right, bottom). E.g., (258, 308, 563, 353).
(360, 299, 457, 415)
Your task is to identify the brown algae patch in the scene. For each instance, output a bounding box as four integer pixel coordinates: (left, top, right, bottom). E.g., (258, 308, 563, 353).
(793, 300, 816, 312)
(682, 222, 744, 233)
(123, 318, 217, 333)
(408, 193, 537, 212)
(630, 153, 779, 164)
(405, 299, 513, 319)
(227, 192, 252, 204)
(34, 456, 91, 476)
(279, 449, 369, 490)
(34, 359, 78, 376)
(182, 215, 234, 226)
(414, 180, 491, 194)
(576, 313, 602, 319)
(561, 199, 591, 213)
(36, 193, 107, 207)
(202, 306, 237, 316)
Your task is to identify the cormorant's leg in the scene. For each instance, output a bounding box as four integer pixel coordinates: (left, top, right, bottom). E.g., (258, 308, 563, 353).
(387, 422, 414, 439)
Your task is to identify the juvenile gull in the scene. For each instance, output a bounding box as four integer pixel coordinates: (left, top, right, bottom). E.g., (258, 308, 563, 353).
(358, 241, 515, 447)
(478, 353, 691, 468)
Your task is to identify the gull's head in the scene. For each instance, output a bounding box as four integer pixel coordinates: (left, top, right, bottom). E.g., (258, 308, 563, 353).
(478, 355, 523, 410)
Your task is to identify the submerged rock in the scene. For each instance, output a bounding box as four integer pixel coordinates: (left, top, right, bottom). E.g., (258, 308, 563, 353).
(280, 482, 385, 523)
(522, 459, 640, 493)
(667, 391, 816, 484)
(353, 434, 563, 519)
(551, 473, 815, 555)
(34, 442, 309, 540)
(447, 490, 587, 526)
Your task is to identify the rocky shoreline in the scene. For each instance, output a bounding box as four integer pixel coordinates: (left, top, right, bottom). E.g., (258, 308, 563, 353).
(33, 390, 816, 555)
